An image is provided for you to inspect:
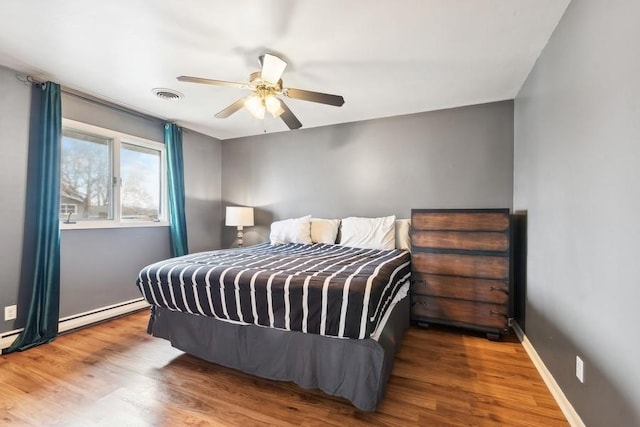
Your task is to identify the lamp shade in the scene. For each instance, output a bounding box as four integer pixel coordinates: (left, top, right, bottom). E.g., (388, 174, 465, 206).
(225, 206, 254, 227)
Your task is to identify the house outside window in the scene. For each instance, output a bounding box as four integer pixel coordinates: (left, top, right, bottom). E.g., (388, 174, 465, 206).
(60, 203, 77, 216)
(60, 119, 168, 229)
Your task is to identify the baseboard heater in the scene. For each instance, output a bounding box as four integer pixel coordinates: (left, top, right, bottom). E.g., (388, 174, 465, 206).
(0, 298, 149, 351)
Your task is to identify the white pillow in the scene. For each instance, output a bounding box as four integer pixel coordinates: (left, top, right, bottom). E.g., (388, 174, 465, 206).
(395, 219, 411, 251)
(339, 215, 396, 250)
(310, 218, 341, 244)
(270, 215, 312, 245)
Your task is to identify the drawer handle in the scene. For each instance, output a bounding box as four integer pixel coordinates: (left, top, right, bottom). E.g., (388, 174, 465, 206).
(411, 280, 426, 286)
(489, 310, 507, 318)
(490, 286, 508, 294)
(411, 300, 428, 307)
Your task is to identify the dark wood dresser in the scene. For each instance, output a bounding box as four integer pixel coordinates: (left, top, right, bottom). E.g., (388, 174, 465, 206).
(410, 208, 513, 340)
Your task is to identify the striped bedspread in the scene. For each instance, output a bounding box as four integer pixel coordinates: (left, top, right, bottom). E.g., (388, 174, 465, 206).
(136, 243, 411, 339)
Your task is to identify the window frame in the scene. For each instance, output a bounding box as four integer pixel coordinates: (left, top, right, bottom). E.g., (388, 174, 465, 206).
(60, 119, 169, 230)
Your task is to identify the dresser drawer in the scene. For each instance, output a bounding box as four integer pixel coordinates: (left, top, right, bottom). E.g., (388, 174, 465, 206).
(412, 212, 509, 232)
(412, 273, 509, 304)
(411, 295, 509, 330)
(412, 252, 509, 280)
(412, 230, 509, 252)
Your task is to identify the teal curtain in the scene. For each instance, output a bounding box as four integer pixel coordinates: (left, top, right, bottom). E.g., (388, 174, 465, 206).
(5, 82, 62, 353)
(165, 123, 189, 257)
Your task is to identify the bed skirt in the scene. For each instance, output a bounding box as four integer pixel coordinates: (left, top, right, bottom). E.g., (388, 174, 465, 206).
(147, 294, 410, 411)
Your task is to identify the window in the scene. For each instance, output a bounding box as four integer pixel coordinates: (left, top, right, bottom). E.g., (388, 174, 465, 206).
(61, 127, 112, 220)
(120, 142, 163, 221)
(60, 119, 168, 228)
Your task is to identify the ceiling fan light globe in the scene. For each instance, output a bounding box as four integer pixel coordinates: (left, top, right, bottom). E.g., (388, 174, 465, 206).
(245, 95, 266, 119)
(271, 105, 285, 118)
(252, 105, 266, 120)
(265, 95, 282, 115)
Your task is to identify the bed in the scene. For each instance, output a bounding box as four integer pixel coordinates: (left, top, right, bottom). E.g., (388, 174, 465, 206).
(136, 219, 411, 411)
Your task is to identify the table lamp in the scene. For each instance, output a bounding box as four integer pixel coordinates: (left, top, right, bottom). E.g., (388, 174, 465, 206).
(225, 206, 254, 247)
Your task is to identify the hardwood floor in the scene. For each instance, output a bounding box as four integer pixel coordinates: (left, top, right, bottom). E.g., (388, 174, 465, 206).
(0, 310, 568, 426)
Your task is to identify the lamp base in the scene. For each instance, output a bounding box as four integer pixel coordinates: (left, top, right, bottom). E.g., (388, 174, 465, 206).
(236, 226, 244, 247)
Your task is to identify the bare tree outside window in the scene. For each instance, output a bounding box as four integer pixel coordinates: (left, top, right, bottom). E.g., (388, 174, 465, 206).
(61, 130, 112, 220)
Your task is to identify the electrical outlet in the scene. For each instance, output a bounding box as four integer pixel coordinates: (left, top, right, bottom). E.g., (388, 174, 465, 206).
(4, 305, 17, 321)
(576, 356, 584, 383)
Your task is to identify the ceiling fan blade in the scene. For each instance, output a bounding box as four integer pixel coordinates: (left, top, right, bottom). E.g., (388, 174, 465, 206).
(177, 75, 248, 89)
(279, 101, 302, 130)
(260, 54, 287, 85)
(285, 88, 345, 107)
(215, 97, 249, 118)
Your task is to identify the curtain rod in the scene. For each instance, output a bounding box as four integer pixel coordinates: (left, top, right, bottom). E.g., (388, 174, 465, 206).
(22, 73, 168, 124)
(61, 87, 165, 124)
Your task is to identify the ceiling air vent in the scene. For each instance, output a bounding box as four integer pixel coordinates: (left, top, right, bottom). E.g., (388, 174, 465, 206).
(152, 88, 183, 101)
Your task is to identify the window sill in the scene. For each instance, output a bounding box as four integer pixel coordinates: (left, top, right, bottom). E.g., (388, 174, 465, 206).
(60, 221, 170, 230)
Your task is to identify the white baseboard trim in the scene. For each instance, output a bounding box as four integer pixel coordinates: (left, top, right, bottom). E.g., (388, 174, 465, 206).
(512, 322, 585, 427)
(0, 331, 21, 351)
(0, 298, 149, 351)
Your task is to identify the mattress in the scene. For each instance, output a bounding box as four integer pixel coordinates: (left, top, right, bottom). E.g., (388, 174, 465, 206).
(136, 242, 411, 339)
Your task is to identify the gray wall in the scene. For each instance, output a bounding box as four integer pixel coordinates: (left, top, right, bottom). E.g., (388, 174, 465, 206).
(222, 101, 514, 247)
(183, 129, 222, 253)
(0, 66, 30, 333)
(59, 228, 170, 316)
(514, 1, 640, 425)
(0, 71, 222, 333)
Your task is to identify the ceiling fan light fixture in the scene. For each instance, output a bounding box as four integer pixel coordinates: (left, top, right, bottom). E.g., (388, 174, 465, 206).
(244, 95, 265, 120)
(265, 94, 282, 117)
(271, 105, 285, 118)
(177, 53, 344, 130)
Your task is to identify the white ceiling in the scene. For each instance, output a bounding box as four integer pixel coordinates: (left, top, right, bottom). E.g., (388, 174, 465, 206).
(0, 0, 570, 140)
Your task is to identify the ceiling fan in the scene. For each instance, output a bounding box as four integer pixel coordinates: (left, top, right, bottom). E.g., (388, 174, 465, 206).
(177, 54, 345, 130)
